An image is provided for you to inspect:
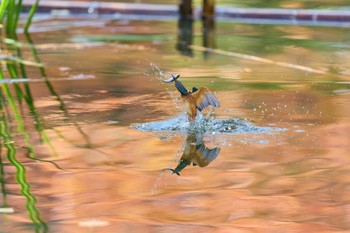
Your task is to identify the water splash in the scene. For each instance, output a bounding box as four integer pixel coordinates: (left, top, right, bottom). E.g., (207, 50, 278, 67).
(144, 62, 169, 82)
(144, 62, 182, 110)
(151, 170, 169, 195)
(132, 113, 286, 135)
(140, 63, 286, 137)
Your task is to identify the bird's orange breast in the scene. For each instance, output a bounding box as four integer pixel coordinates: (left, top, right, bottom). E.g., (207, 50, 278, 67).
(181, 94, 198, 120)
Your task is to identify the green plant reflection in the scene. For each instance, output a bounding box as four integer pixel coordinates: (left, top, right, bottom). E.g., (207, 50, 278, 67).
(0, 17, 99, 230)
(0, 36, 49, 233)
(0, 93, 48, 232)
(0, 3, 68, 231)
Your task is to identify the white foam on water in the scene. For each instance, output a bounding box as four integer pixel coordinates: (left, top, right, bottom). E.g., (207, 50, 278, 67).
(132, 113, 286, 136)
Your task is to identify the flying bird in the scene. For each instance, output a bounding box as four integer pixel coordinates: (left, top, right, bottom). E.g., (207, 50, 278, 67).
(162, 74, 220, 121)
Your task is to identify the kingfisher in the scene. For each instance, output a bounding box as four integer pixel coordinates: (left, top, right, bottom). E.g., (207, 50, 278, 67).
(165, 134, 221, 176)
(162, 74, 220, 121)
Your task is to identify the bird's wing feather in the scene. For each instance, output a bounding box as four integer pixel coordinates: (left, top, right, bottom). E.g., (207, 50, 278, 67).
(191, 87, 220, 111)
(197, 144, 221, 162)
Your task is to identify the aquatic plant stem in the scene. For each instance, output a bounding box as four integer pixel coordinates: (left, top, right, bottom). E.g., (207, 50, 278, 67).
(0, 126, 48, 233)
(24, 0, 40, 33)
(6, 62, 26, 104)
(1, 30, 58, 158)
(5, 0, 14, 36)
(25, 32, 92, 147)
(0, 81, 35, 158)
(0, 137, 8, 207)
(0, 0, 38, 34)
(14, 0, 23, 33)
(0, 0, 9, 22)
(14, 33, 58, 156)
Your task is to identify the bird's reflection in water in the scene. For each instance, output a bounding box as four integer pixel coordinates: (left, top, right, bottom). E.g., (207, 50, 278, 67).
(166, 134, 221, 176)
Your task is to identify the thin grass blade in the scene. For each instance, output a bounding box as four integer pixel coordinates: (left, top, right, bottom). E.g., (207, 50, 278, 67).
(0, 0, 9, 22)
(24, 0, 40, 33)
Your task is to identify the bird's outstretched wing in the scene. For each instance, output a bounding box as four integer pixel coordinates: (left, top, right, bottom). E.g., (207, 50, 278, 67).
(197, 144, 221, 161)
(194, 144, 221, 167)
(191, 87, 220, 111)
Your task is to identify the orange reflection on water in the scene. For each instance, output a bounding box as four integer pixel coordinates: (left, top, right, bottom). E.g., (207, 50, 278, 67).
(1, 17, 350, 233)
(3, 88, 347, 232)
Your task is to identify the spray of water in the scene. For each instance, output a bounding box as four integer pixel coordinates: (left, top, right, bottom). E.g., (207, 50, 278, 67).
(144, 62, 168, 81)
(145, 63, 182, 110)
(138, 63, 286, 137)
(132, 113, 285, 136)
(141, 64, 289, 191)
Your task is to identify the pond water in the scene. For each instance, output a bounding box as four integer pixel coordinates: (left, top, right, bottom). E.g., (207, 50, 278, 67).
(1, 15, 350, 233)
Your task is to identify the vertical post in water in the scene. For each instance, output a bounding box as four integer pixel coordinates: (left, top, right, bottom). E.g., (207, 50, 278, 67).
(203, 0, 215, 18)
(177, 0, 193, 56)
(179, 0, 193, 19)
(177, 16, 194, 56)
(202, 0, 215, 58)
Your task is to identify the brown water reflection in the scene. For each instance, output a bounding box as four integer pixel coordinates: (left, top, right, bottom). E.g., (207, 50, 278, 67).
(1, 17, 350, 233)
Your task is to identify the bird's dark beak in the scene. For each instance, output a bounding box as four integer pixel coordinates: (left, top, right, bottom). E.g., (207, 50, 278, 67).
(171, 74, 180, 79)
(170, 169, 180, 176)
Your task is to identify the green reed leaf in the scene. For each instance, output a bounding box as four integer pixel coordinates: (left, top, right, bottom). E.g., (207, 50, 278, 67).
(25, 0, 40, 33)
(0, 54, 43, 67)
(0, 0, 9, 22)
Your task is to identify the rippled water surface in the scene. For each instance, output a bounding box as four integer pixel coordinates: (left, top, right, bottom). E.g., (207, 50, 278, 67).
(1, 15, 350, 233)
